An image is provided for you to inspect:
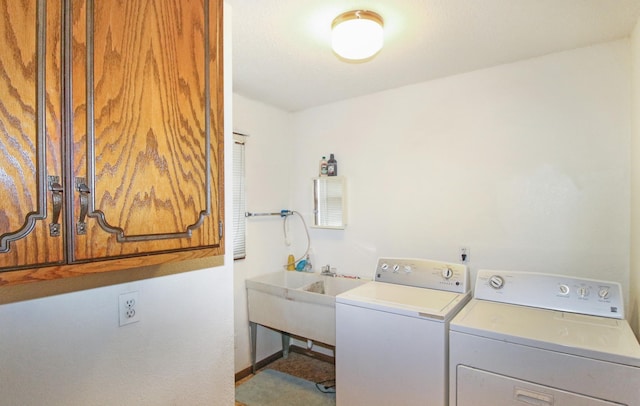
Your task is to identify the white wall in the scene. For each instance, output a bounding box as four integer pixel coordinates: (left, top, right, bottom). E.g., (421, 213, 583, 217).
(232, 94, 295, 372)
(0, 3, 235, 404)
(631, 18, 640, 338)
(233, 40, 634, 372)
(290, 41, 631, 296)
(0, 263, 233, 405)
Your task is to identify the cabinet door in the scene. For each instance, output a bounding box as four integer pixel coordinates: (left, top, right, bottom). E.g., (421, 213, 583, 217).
(0, 0, 64, 271)
(69, 0, 224, 261)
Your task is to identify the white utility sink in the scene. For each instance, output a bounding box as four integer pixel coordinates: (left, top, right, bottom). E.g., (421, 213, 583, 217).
(246, 271, 367, 347)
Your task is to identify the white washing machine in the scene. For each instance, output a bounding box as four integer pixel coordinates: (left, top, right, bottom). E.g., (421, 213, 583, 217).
(449, 269, 640, 406)
(335, 257, 471, 406)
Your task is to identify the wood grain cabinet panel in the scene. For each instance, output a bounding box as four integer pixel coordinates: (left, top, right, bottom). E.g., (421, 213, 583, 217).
(0, 0, 224, 286)
(0, 0, 64, 270)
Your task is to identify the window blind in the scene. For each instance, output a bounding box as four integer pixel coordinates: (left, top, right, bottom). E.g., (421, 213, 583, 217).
(232, 134, 246, 260)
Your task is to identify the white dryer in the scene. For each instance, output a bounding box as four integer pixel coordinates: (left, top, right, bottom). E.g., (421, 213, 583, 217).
(449, 269, 640, 406)
(336, 257, 470, 406)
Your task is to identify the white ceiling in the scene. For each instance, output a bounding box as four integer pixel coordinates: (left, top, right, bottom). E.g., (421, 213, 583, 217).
(229, 0, 640, 112)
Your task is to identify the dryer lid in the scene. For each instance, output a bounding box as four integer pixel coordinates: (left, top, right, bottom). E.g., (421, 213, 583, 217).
(451, 299, 640, 367)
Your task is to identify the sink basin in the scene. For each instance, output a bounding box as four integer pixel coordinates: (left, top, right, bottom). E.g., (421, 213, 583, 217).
(301, 277, 365, 296)
(246, 271, 367, 346)
(303, 280, 325, 294)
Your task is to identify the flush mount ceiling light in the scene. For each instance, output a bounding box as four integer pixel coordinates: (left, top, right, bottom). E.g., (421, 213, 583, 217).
(331, 10, 384, 61)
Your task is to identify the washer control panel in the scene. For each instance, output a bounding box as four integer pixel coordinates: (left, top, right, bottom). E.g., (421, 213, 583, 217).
(375, 257, 469, 293)
(474, 269, 624, 319)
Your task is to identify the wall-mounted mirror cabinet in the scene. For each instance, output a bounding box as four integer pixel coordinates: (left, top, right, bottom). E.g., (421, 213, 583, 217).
(313, 176, 346, 229)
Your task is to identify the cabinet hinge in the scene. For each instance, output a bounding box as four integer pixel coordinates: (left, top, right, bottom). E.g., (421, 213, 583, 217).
(219, 220, 224, 238)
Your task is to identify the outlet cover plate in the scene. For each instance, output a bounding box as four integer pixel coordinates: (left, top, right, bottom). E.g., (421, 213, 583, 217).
(119, 291, 140, 326)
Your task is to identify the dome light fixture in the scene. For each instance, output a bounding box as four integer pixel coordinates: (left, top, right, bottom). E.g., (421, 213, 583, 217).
(331, 10, 384, 61)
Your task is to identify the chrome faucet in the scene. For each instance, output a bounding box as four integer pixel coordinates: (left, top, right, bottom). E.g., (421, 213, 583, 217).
(321, 265, 336, 276)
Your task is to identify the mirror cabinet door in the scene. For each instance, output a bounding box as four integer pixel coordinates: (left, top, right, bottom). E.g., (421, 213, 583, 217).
(313, 177, 346, 229)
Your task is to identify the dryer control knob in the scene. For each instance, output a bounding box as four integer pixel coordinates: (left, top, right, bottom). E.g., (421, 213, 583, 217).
(442, 268, 453, 279)
(403, 265, 412, 274)
(380, 263, 389, 272)
(392, 264, 400, 273)
(598, 288, 610, 299)
(489, 275, 505, 289)
(577, 286, 590, 298)
(558, 284, 570, 296)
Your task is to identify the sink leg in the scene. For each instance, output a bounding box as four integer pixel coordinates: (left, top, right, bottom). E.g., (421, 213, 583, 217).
(250, 322, 257, 374)
(282, 333, 291, 359)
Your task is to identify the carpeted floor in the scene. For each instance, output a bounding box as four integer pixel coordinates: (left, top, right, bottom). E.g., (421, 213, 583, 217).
(236, 351, 335, 406)
(235, 369, 335, 406)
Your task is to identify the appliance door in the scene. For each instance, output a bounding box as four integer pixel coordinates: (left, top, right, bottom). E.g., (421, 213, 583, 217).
(456, 366, 624, 406)
(336, 301, 447, 406)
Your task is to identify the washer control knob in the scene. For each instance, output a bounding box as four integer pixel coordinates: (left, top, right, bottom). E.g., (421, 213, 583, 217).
(489, 275, 505, 289)
(598, 287, 610, 300)
(403, 265, 412, 274)
(380, 263, 389, 272)
(577, 286, 590, 298)
(558, 284, 570, 296)
(392, 264, 400, 273)
(441, 268, 453, 279)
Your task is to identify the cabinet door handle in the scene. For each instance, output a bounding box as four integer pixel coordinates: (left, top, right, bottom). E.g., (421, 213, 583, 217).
(76, 178, 90, 235)
(48, 176, 63, 237)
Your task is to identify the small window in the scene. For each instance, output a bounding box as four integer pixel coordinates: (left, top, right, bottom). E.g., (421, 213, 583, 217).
(232, 133, 246, 260)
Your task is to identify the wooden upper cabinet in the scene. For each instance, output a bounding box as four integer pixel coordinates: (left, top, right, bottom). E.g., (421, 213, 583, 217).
(0, 0, 224, 286)
(0, 1, 65, 270)
(70, 0, 223, 261)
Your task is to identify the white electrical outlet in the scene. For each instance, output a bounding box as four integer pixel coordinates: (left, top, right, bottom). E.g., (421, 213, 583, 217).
(119, 291, 140, 326)
(460, 246, 470, 264)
